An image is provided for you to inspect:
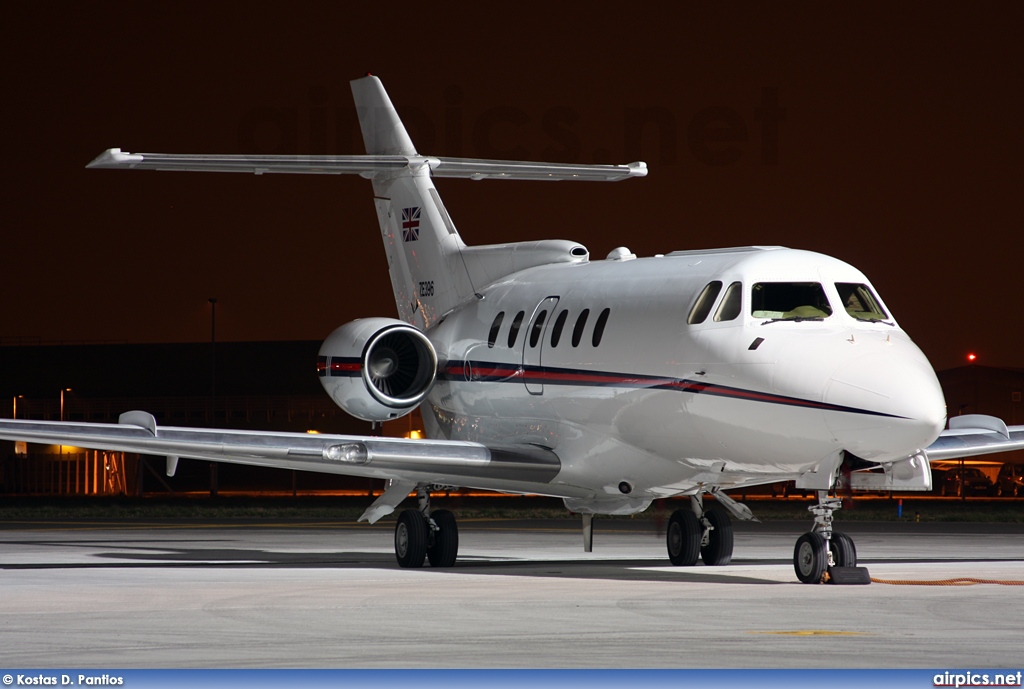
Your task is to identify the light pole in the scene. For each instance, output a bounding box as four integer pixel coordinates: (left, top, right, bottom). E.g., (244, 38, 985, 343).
(59, 388, 71, 456)
(208, 297, 218, 497)
(12, 395, 22, 419)
(209, 298, 217, 400)
(60, 388, 72, 421)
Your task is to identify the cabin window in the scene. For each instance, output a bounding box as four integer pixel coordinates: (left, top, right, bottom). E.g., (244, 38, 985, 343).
(592, 308, 611, 346)
(487, 312, 505, 348)
(529, 310, 548, 348)
(714, 282, 742, 322)
(751, 282, 833, 320)
(835, 283, 889, 322)
(550, 309, 569, 347)
(571, 309, 590, 347)
(688, 281, 722, 324)
(508, 311, 525, 347)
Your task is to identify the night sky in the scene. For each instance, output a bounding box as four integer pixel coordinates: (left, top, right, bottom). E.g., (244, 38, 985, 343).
(5, 3, 1023, 372)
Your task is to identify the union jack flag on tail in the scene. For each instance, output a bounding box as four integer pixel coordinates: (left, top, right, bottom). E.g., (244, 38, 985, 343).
(401, 207, 420, 242)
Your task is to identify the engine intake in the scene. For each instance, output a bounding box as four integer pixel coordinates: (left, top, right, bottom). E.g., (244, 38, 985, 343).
(319, 318, 438, 422)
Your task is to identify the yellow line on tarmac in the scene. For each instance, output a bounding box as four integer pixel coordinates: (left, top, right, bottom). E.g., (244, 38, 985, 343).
(748, 630, 870, 636)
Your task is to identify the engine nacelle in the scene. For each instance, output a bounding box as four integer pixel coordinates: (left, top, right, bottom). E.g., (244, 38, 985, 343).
(318, 318, 438, 422)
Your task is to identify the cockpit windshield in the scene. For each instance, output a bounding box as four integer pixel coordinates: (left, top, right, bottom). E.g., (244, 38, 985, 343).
(751, 282, 832, 321)
(835, 283, 890, 322)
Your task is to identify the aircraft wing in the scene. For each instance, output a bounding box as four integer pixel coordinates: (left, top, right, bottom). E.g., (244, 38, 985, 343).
(925, 414, 1024, 460)
(0, 412, 560, 499)
(86, 149, 647, 181)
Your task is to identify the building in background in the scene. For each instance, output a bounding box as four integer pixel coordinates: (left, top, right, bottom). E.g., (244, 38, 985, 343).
(2, 344, 1021, 496)
(935, 365, 1024, 489)
(1, 341, 408, 496)
(938, 365, 1024, 426)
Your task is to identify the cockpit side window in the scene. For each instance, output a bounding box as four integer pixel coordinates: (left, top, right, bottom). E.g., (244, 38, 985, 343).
(687, 281, 722, 324)
(751, 282, 833, 320)
(714, 282, 742, 322)
(835, 283, 889, 322)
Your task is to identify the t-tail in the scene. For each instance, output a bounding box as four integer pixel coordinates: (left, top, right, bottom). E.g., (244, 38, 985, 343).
(350, 76, 474, 328)
(87, 74, 647, 328)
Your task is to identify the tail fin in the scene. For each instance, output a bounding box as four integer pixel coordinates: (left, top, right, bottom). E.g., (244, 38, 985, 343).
(351, 75, 474, 329)
(350, 76, 417, 156)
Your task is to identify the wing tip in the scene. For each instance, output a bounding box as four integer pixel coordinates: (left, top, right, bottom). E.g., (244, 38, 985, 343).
(86, 148, 143, 169)
(627, 161, 648, 178)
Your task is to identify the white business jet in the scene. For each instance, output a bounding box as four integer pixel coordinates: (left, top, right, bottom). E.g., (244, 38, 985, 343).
(3, 76, 1022, 583)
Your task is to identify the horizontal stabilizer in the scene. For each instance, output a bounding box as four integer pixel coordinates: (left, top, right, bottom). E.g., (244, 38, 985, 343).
(87, 149, 647, 181)
(429, 157, 646, 181)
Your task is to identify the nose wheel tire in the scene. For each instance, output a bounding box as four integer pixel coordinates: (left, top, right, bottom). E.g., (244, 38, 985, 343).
(395, 509, 428, 568)
(700, 509, 734, 566)
(828, 531, 857, 568)
(667, 509, 701, 566)
(427, 508, 459, 567)
(794, 532, 828, 583)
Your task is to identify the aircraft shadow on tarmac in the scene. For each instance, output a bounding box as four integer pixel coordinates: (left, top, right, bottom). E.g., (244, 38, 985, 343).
(0, 538, 794, 584)
(8, 538, 1016, 585)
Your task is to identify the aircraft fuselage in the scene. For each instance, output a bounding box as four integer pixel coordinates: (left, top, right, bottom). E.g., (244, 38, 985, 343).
(422, 246, 947, 506)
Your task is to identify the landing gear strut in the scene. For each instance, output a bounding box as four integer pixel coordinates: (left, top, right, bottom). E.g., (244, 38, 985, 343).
(393, 485, 459, 568)
(700, 508, 734, 566)
(666, 493, 735, 567)
(793, 490, 861, 584)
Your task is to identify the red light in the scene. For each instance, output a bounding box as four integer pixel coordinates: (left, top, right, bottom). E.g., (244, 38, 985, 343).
(967, 353, 977, 362)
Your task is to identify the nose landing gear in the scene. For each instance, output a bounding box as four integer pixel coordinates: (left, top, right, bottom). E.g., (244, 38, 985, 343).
(793, 490, 867, 584)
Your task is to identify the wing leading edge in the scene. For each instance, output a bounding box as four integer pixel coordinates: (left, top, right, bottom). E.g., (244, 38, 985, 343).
(925, 414, 1024, 460)
(0, 413, 560, 502)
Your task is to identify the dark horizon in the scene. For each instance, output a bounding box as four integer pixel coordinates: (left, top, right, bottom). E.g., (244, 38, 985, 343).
(5, 3, 1023, 372)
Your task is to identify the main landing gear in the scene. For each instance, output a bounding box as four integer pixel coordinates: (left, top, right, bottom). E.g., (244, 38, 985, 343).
(793, 491, 864, 584)
(394, 485, 459, 568)
(666, 493, 736, 567)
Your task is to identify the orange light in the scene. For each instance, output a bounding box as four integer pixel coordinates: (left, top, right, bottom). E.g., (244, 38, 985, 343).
(967, 353, 977, 362)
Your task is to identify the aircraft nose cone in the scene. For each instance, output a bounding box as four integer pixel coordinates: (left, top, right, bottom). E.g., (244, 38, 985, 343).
(823, 350, 946, 462)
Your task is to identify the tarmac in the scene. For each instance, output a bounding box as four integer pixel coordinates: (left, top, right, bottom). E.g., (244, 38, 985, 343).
(1, 518, 1022, 668)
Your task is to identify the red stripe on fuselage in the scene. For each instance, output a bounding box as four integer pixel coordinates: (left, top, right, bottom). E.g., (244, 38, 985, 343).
(440, 360, 894, 417)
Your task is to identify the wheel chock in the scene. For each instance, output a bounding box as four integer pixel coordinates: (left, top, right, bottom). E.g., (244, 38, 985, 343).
(826, 566, 872, 585)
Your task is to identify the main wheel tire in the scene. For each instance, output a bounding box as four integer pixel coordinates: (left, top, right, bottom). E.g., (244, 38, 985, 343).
(794, 532, 827, 584)
(667, 509, 700, 566)
(395, 509, 428, 568)
(700, 509, 734, 566)
(828, 531, 857, 568)
(427, 509, 459, 568)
